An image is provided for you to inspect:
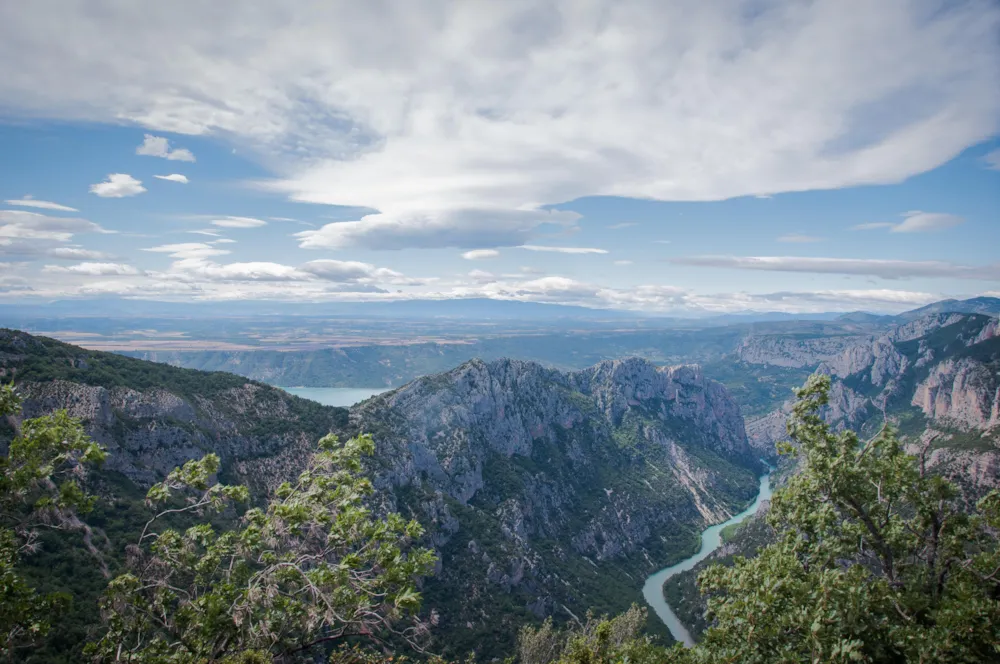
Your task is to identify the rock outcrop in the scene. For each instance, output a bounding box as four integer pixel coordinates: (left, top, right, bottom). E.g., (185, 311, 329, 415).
(912, 358, 1000, 431)
(735, 334, 870, 368)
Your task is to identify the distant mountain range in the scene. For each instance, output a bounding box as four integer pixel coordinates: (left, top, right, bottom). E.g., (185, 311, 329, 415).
(837, 296, 1000, 324)
(1, 295, 996, 323)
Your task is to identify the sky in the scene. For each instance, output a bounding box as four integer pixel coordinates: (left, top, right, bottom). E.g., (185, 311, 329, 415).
(0, 0, 998, 315)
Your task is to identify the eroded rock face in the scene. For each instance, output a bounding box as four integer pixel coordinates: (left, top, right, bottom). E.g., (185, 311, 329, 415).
(751, 314, 1000, 496)
(912, 358, 1000, 431)
(735, 334, 870, 368)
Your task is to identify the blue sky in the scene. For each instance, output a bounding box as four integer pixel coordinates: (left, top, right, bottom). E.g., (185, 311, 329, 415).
(1, 1, 998, 314)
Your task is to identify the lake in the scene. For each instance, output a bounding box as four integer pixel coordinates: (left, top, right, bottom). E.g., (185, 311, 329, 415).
(278, 386, 389, 407)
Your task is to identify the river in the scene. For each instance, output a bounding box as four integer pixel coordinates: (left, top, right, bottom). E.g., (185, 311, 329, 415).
(277, 386, 389, 407)
(641, 471, 772, 646)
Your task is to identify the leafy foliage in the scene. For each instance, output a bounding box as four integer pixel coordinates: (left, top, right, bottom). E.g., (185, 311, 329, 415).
(0, 383, 106, 658)
(88, 433, 437, 663)
(514, 605, 668, 664)
(665, 374, 1000, 663)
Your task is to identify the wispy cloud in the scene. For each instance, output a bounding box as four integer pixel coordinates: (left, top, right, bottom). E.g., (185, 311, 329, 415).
(607, 222, 637, 230)
(46, 246, 111, 260)
(136, 134, 195, 162)
(461, 249, 499, 260)
(43, 261, 139, 276)
(90, 174, 146, 198)
(154, 174, 189, 184)
(4, 196, 77, 212)
(852, 211, 964, 233)
(143, 242, 231, 260)
(519, 245, 608, 254)
(892, 211, 964, 233)
(297, 209, 579, 251)
(670, 255, 999, 280)
(210, 216, 267, 228)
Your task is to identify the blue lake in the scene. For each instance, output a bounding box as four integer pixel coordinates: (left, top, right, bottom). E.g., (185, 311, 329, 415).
(278, 386, 389, 407)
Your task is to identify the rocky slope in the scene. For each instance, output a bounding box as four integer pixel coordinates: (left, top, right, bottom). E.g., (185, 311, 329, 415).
(1, 329, 762, 658)
(743, 314, 1000, 493)
(0, 329, 348, 489)
(351, 356, 761, 656)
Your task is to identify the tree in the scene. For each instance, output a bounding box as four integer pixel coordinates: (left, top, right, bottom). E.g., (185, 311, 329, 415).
(667, 374, 1000, 663)
(88, 432, 437, 663)
(0, 383, 107, 658)
(514, 605, 668, 664)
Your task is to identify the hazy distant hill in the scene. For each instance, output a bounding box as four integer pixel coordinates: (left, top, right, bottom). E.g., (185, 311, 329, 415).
(892, 296, 1000, 321)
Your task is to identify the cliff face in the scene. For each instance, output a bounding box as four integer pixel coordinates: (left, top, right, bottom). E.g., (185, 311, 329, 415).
(740, 315, 1000, 493)
(735, 334, 871, 368)
(911, 358, 1000, 431)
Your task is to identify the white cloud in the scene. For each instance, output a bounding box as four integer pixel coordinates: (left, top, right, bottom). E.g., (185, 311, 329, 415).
(210, 216, 267, 228)
(1, 1, 995, 253)
(297, 209, 579, 251)
(670, 255, 1000, 281)
(4, 197, 77, 212)
(131, 245, 421, 293)
(461, 249, 499, 260)
(777, 233, 824, 243)
(851, 211, 964, 233)
(154, 174, 190, 183)
(519, 245, 608, 254)
(891, 211, 964, 233)
(607, 222, 637, 230)
(467, 269, 496, 284)
(446, 269, 942, 313)
(46, 246, 111, 260)
(299, 259, 408, 283)
(90, 173, 146, 198)
(43, 262, 139, 276)
(143, 242, 231, 260)
(188, 229, 221, 237)
(0, 210, 107, 245)
(614, 260, 633, 265)
(136, 134, 195, 161)
(172, 260, 306, 282)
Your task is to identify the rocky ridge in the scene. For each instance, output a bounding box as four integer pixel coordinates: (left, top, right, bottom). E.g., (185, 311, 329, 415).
(350, 356, 761, 654)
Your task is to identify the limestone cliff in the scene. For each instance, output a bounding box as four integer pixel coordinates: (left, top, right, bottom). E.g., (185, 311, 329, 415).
(743, 315, 1000, 493)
